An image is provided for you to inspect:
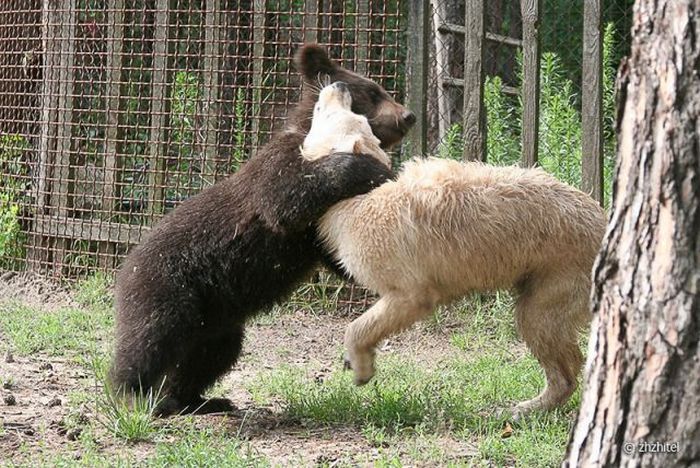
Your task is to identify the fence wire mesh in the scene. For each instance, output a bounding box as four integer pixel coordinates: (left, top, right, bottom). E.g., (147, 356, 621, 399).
(427, 0, 633, 158)
(0, 0, 632, 307)
(0, 0, 403, 294)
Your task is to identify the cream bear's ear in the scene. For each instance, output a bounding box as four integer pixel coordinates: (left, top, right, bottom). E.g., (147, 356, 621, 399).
(352, 135, 382, 155)
(351, 135, 392, 167)
(352, 138, 364, 155)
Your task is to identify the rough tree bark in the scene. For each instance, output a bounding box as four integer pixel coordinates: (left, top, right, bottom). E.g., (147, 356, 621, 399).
(565, 0, 700, 466)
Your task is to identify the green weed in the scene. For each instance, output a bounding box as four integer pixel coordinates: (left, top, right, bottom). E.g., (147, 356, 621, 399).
(95, 378, 163, 443)
(0, 193, 21, 258)
(436, 123, 465, 161)
(537, 52, 583, 187)
(171, 70, 200, 159)
(0, 134, 29, 268)
(485, 76, 521, 166)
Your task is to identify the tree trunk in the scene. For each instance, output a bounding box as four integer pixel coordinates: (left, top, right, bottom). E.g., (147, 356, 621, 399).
(565, 0, 700, 466)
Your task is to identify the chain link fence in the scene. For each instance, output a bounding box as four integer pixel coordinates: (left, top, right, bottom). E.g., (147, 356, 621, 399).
(0, 1, 632, 306)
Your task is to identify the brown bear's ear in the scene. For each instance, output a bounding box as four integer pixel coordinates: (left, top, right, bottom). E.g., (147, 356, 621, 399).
(294, 44, 336, 81)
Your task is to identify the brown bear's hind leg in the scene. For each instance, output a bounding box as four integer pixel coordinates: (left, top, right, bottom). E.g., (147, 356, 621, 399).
(156, 325, 245, 416)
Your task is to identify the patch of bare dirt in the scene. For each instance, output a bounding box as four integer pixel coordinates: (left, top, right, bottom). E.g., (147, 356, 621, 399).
(0, 271, 75, 311)
(239, 309, 463, 372)
(0, 353, 93, 461)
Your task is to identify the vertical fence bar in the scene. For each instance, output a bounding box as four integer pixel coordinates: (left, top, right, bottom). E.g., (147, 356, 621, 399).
(53, 0, 76, 219)
(29, 0, 63, 270)
(355, 0, 370, 75)
(103, 2, 125, 208)
(520, 0, 541, 167)
(148, 0, 171, 218)
(304, 0, 318, 44)
(406, 0, 428, 157)
(48, 0, 77, 273)
(463, 0, 486, 161)
(250, 0, 266, 151)
(200, 0, 221, 185)
(431, 0, 451, 141)
(582, 0, 604, 204)
(99, 0, 125, 269)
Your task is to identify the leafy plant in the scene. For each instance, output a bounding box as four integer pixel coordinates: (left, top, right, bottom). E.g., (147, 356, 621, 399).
(0, 134, 29, 266)
(537, 51, 583, 187)
(484, 76, 521, 166)
(436, 123, 464, 161)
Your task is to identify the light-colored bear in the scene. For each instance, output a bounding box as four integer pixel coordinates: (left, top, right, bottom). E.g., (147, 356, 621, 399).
(303, 82, 607, 417)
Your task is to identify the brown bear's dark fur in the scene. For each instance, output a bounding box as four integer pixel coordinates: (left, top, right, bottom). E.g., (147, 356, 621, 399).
(109, 44, 414, 416)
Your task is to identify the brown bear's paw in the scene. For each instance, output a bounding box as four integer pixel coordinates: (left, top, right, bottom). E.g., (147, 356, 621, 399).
(186, 396, 237, 415)
(155, 396, 237, 417)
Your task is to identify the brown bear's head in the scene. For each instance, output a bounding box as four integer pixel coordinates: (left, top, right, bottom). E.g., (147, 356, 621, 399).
(294, 44, 415, 149)
(301, 82, 390, 168)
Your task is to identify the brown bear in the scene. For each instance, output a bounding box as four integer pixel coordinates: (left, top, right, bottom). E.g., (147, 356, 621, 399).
(302, 83, 606, 418)
(109, 45, 415, 416)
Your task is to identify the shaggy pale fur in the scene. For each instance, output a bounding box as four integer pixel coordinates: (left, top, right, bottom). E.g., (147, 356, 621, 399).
(304, 84, 607, 416)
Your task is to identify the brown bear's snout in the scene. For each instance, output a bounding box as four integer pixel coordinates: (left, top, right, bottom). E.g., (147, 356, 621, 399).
(401, 110, 416, 127)
(332, 81, 349, 91)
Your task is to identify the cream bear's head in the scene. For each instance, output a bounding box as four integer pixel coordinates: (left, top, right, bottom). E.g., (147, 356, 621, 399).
(301, 82, 391, 168)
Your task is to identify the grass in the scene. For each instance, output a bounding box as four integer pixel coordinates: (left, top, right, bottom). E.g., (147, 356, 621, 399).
(247, 293, 580, 467)
(0, 273, 114, 357)
(73, 272, 114, 311)
(0, 302, 112, 357)
(149, 426, 267, 468)
(0, 274, 580, 466)
(95, 381, 163, 442)
(7, 425, 267, 468)
(248, 355, 577, 466)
